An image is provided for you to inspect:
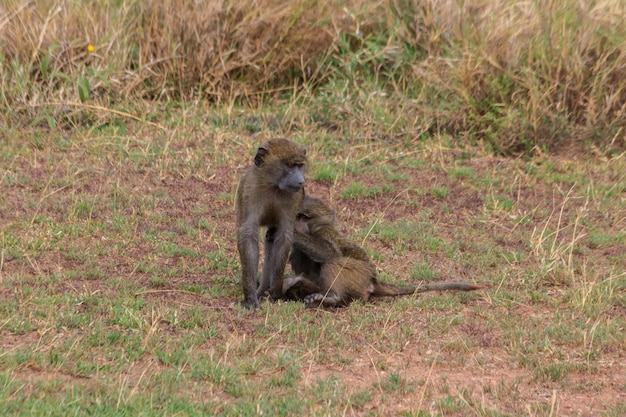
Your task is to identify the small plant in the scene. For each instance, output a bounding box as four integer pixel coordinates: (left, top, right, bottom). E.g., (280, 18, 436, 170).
(77, 76, 90, 103)
(536, 363, 568, 383)
(449, 167, 476, 180)
(432, 187, 451, 199)
(312, 162, 338, 182)
(379, 371, 410, 395)
(485, 194, 515, 212)
(409, 262, 439, 281)
(340, 181, 382, 199)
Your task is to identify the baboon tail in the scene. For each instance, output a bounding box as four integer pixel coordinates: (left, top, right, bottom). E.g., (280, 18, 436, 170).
(372, 280, 486, 297)
(416, 281, 486, 293)
(371, 281, 419, 297)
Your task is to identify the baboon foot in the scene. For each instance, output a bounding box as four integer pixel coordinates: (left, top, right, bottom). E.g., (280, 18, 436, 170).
(304, 292, 342, 308)
(304, 293, 324, 308)
(243, 296, 260, 310)
(257, 290, 273, 303)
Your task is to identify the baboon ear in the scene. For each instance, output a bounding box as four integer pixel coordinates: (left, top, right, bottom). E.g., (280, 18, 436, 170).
(254, 147, 268, 167)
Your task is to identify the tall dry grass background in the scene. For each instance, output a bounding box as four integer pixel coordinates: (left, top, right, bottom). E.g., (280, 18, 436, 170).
(1, 0, 626, 153)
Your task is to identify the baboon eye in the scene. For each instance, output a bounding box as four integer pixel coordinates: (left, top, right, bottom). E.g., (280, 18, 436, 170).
(287, 161, 304, 168)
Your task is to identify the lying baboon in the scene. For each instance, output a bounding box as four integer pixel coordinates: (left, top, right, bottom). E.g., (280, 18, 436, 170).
(236, 138, 307, 309)
(283, 196, 485, 308)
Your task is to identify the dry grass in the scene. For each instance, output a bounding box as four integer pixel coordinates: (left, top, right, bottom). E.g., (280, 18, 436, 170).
(405, 0, 626, 153)
(2, 0, 626, 153)
(0, 0, 343, 101)
(0, 109, 624, 415)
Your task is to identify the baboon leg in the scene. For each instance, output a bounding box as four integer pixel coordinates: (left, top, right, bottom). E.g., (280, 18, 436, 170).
(258, 226, 291, 301)
(283, 274, 324, 301)
(282, 274, 303, 294)
(238, 228, 260, 309)
(257, 227, 275, 297)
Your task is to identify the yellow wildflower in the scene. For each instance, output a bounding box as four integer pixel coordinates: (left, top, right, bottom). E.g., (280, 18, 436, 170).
(87, 44, 95, 53)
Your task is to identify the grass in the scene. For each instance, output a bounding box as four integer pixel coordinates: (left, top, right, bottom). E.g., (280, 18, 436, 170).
(2, 0, 626, 154)
(1, 0, 626, 415)
(1, 106, 625, 415)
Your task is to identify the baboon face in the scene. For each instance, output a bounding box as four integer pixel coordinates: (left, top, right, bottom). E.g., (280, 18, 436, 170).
(294, 215, 310, 234)
(255, 138, 307, 193)
(277, 161, 306, 192)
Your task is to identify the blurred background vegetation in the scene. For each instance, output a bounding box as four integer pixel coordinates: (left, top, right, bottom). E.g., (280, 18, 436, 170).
(1, 0, 625, 155)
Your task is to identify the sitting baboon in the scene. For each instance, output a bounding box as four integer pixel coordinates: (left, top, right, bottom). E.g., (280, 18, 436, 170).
(236, 138, 307, 309)
(283, 196, 484, 308)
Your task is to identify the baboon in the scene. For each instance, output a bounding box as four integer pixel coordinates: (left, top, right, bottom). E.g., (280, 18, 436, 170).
(236, 138, 307, 309)
(283, 196, 485, 308)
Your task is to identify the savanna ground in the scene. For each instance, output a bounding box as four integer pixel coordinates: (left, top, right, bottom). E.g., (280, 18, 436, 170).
(1, 0, 625, 416)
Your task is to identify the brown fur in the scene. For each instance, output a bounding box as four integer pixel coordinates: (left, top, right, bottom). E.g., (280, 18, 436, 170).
(236, 138, 307, 309)
(285, 196, 485, 308)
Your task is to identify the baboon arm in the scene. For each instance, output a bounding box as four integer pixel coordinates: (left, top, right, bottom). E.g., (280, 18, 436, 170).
(293, 231, 342, 263)
(338, 240, 371, 262)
